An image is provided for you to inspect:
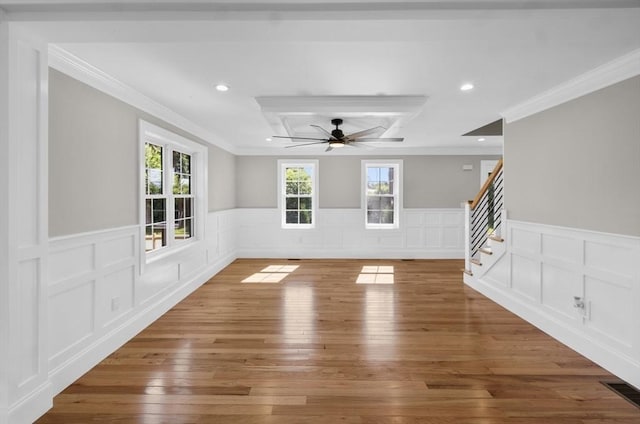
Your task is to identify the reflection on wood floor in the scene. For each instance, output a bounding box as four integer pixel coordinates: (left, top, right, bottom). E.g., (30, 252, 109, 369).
(37, 259, 639, 423)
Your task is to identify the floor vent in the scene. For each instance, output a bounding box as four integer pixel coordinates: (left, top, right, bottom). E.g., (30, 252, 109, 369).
(602, 381, 640, 409)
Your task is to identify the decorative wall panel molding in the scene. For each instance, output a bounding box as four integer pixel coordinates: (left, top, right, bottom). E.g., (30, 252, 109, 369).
(46, 210, 238, 398)
(236, 208, 464, 259)
(465, 219, 640, 389)
(48, 226, 139, 374)
(1, 25, 52, 424)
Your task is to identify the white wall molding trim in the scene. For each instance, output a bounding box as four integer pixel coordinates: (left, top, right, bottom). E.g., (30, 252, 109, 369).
(465, 219, 640, 389)
(236, 208, 465, 259)
(47, 251, 236, 396)
(6, 381, 51, 424)
(46, 210, 239, 399)
(502, 48, 640, 123)
(47, 44, 236, 154)
(1, 24, 51, 424)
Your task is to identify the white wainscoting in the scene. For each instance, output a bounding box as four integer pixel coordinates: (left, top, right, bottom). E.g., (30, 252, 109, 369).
(236, 208, 464, 259)
(465, 219, 640, 389)
(47, 210, 237, 396)
(1, 26, 52, 424)
(48, 226, 138, 375)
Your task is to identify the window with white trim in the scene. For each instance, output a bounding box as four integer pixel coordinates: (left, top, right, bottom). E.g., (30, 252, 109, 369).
(140, 121, 206, 258)
(362, 160, 402, 229)
(278, 160, 318, 229)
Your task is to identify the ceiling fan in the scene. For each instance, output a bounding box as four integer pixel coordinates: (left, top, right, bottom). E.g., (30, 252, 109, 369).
(273, 118, 404, 151)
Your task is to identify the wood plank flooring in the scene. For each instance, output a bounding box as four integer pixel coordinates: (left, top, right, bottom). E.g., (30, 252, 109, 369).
(37, 259, 639, 423)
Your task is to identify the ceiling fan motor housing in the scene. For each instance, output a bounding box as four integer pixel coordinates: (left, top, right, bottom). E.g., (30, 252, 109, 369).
(331, 118, 344, 139)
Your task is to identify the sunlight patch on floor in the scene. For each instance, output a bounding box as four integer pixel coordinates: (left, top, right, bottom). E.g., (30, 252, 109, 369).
(242, 265, 300, 283)
(356, 265, 394, 284)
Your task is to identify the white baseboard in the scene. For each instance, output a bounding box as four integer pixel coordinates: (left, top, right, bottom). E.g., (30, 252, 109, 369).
(5, 381, 52, 424)
(466, 219, 640, 389)
(48, 251, 236, 396)
(45, 210, 238, 403)
(466, 273, 640, 388)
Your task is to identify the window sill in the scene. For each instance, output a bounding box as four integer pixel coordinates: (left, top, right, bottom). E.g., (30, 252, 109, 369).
(143, 238, 197, 268)
(281, 224, 316, 230)
(365, 225, 400, 231)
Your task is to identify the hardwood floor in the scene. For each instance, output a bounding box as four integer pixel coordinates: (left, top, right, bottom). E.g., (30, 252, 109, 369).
(37, 259, 639, 423)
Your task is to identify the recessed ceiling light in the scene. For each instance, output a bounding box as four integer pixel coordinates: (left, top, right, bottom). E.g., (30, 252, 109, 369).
(478, 137, 486, 142)
(265, 137, 272, 142)
(215, 83, 229, 92)
(460, 83, 474, 91)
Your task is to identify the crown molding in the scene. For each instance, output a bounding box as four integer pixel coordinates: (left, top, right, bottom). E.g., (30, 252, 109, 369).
(501, 48, 640, 123)
(48, 44, 237, 154)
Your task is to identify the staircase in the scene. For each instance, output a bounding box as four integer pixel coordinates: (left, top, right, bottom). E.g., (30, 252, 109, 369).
(463, 159, 505, 280)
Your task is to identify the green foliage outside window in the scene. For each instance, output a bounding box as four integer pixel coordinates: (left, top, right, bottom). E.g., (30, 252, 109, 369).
(366, 165, 396, 225)
(284, 166, 313, 225)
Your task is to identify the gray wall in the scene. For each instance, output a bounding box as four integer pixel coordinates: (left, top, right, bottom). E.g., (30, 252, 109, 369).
(236, 155, 500, 209)
(49, 68, 235, 237)
(403, 155, 498, 208)
(235, 156, 278, 208)
(504, 75, 640, 236)
(208, 145, 236, 212)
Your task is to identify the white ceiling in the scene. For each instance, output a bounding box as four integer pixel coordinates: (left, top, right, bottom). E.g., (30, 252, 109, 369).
(5, 1, 640, 155)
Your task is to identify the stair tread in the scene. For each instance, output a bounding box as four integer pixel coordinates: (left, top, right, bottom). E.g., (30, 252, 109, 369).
(479, 247, 493, 255)
(470, 259, 482, 266)
(461, 268, 473, 276)
(489, 236, 504, 243)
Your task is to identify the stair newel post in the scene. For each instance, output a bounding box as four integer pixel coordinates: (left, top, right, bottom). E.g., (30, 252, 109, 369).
(464, 200, 472, 273)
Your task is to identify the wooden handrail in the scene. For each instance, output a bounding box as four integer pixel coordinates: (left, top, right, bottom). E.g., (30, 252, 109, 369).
(470, 158, 503, 209)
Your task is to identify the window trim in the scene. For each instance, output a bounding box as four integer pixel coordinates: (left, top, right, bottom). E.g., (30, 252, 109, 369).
(361, 159, 402, 230)
(139, 120, 207, 266)
(277, 159, 319, 229)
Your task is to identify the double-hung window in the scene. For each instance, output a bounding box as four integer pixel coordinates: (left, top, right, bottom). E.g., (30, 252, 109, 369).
(140, 120, 206, 259)
(362, 160, 402, 229)
(278, 160, 318, 229)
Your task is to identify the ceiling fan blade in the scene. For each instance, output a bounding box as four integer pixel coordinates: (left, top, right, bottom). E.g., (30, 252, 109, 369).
(273, 135, 328, 141)
(345, 126, 386, 140)
(325, 145, 333, 152)
(310, 124, 336, 140)
(284, 140, 329, 148)
(353, 137, 404, 142)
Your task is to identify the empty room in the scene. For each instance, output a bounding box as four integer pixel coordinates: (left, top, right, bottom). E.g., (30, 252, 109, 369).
(1, 1, 639, 423)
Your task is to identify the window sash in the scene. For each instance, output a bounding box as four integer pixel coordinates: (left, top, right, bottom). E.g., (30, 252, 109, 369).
(279, 161, 317, 228)
(363, 162, 401, 229)
(144, 143, 195, 253)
